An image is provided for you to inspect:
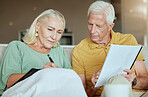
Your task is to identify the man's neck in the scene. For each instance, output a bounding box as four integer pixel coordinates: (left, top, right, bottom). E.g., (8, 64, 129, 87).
(98, 34, 111, 47)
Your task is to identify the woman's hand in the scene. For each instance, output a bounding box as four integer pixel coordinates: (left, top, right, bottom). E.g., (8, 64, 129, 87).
(43, 62, 58, 69)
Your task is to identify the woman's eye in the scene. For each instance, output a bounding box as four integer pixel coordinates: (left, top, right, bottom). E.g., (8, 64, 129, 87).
(57, 32, 62, 34)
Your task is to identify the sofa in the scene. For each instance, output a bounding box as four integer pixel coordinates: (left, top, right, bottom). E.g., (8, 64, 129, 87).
(0, 44, 148, 70)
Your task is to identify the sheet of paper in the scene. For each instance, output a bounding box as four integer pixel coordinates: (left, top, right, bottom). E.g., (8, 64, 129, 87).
(95, 44, 142, 87)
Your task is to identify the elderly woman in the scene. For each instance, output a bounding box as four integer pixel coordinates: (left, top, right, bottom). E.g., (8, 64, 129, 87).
(0, 9, 87, 97)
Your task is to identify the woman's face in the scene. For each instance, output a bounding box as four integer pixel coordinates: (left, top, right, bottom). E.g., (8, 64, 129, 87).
(35, 17, 64, 48)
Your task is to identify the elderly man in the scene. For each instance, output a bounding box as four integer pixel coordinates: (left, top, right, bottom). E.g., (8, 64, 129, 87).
(72, 1, 148, 97)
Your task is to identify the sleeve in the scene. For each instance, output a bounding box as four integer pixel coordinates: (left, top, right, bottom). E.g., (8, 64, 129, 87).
(71, 46, 85, 74)
(129, 35, 145, 61)
(62, 48, 71, 69)
(0, 41, 22, 86)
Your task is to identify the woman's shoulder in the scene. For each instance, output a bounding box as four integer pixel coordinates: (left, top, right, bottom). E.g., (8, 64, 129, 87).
(8, 41, 24, 46)
(7, 41, 26, 51)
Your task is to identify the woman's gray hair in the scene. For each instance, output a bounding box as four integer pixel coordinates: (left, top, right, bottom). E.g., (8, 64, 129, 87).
(23, 9, 65, 47)
(88, 1, 115, 25)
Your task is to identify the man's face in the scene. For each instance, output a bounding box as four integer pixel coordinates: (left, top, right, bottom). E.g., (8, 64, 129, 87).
(88, 13, 111, 44)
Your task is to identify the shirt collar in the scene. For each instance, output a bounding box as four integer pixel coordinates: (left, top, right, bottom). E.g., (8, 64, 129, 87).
(108, 30, 116, 46)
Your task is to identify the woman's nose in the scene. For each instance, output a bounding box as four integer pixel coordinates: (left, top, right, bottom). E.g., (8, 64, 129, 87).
(51, 31, 57, 40)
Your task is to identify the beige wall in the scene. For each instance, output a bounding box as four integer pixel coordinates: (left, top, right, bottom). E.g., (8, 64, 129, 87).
(1, 0, 147, 45)
(121, 0, 147, 45)
(0, 0, 95, 44)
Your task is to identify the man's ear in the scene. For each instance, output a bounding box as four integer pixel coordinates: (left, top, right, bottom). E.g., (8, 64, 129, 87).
(35, 21, 40, 32)
(109, 23, 115, 31)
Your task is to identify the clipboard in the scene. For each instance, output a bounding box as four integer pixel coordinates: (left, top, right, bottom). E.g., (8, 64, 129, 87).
(95, 44, 143, 87)
(130, 46, 143, 69)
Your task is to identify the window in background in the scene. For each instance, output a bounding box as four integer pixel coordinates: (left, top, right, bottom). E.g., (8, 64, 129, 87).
(121, 0, 147, 45)
(97, 0, 148, 45)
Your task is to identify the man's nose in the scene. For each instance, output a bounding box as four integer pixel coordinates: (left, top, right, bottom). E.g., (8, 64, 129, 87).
(90, 25, 96, 34)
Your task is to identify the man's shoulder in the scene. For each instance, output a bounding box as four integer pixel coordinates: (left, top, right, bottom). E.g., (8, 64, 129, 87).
(114, 32, 134, 39)
(73, 38, 90, 50)
(113, 32, 136, 43)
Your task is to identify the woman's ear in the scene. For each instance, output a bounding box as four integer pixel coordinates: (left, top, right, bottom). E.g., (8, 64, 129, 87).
(35, 21, 40, 32)
(109, 23, 115, 31)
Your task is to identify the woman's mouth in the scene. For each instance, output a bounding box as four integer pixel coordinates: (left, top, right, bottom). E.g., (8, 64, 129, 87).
(48, 40, 54, 43)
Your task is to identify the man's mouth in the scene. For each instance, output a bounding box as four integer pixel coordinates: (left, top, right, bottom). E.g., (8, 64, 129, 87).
(91, 35, 97, 38)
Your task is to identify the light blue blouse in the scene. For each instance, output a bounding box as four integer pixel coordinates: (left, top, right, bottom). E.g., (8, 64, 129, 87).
(0, 41, 71, 95)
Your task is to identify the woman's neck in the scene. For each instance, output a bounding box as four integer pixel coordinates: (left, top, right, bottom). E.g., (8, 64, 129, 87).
(27, 39, 50, 54)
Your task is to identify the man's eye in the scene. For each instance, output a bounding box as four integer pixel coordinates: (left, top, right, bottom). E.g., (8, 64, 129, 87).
(48, 29, 52, 31)
(88, 23, 93, 26)
(97, 25, 101, 29)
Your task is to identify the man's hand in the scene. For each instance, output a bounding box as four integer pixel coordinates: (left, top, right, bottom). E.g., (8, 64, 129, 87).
(86, 86, 100, 97)
(119, 69, 135, 84)
(43, 62, 58, 69)
(91, 70, 101, 85)
(86, 70, 101, 97)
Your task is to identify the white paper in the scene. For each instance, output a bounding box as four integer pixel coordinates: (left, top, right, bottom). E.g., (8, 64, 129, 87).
(2, 68, 87, 97)
(95, 44, 142, 87)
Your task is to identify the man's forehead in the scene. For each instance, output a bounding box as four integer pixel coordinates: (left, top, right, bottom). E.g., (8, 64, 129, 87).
(89, 12, 105, 18)
(97, 14, 104, 19)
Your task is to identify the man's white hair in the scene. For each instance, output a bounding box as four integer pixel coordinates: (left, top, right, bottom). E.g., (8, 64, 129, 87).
(88, 1, 115, 25)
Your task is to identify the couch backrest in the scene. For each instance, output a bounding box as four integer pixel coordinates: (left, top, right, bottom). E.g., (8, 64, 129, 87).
(0, 44, 7, 64)
(61, 45, 75, 62)
(0, 44, 148, 70)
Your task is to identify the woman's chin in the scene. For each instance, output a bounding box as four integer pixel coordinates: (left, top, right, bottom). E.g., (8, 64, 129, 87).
(44, 44, 54, 49)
